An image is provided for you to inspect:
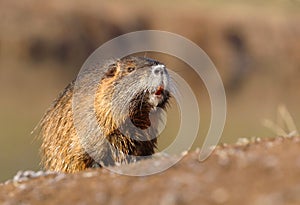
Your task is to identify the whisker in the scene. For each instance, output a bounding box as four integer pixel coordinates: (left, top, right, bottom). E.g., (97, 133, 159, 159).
(169, 75, 181, 100)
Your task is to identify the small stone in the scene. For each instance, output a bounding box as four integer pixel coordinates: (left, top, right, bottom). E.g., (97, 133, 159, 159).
(181, 150, 188, 156)
(195, 147, 201, 154)
(236, 138, 250, 146)
(82, 172, 97, 178)
(54, 173, 66, 182)
(215, 150, 230, 166)
(256, 137, 261, 142)
(12, 170, 56, 182)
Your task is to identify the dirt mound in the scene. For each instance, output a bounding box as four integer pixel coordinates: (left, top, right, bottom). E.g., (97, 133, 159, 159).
(1, 136, 300, 205)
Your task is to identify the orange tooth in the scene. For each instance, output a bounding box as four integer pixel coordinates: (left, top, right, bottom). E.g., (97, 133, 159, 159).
(155, 85, 164, 95)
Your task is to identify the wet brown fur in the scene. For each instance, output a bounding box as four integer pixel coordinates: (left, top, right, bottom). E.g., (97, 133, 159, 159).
(39, 57, 168, 173)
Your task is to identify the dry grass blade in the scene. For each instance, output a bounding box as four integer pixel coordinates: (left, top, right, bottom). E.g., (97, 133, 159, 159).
(262, 104, 299, 137)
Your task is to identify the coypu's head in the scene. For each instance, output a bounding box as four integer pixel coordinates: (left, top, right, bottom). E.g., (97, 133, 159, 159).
(95, 56, 171, 135)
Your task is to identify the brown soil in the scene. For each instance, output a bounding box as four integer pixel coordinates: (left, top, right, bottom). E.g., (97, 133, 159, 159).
(1, 136, 300, 205)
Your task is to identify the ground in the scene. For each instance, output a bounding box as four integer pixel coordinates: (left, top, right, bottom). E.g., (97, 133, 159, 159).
(1, 136, 300, 205)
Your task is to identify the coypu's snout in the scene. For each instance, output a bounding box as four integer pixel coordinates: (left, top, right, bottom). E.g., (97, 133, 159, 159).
(152, 64, 166, 76)
(148, 64, 170, 108)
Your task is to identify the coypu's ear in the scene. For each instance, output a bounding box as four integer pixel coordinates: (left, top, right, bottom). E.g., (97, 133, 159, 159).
(104, 64, 117, 78)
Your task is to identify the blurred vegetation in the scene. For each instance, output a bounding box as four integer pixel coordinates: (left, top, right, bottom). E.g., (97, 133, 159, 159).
(0, 0, 300, 181)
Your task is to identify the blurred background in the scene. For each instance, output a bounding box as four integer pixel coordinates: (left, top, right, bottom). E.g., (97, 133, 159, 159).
(0, 0, 300, 182)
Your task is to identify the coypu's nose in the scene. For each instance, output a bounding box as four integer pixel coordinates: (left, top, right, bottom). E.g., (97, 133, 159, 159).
(152, 65, 166, 76)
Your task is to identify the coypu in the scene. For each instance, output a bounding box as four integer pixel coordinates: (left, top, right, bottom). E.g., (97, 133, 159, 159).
(39, 56, 172, 173)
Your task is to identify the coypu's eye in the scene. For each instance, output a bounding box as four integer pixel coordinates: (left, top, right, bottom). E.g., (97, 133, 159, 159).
(127, 67, 135, 73)
(105, 66, 117, 78)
